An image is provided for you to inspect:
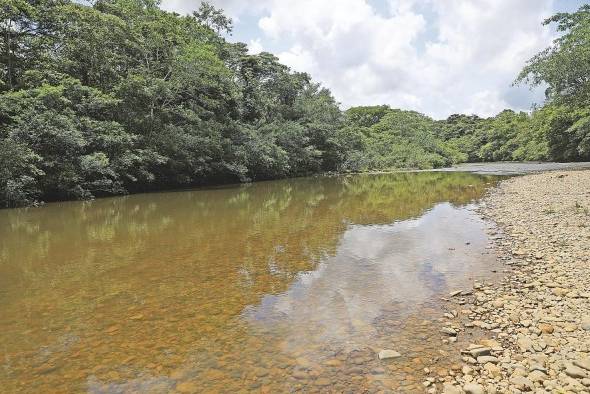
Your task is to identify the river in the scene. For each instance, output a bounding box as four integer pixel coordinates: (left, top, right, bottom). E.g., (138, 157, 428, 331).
(1, 170, 514, 392)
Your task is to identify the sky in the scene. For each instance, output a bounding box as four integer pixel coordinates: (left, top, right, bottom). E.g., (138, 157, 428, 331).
(160, 0, 588, 119)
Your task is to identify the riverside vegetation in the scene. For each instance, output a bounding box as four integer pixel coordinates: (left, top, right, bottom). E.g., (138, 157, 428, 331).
(1, 2, 590, 207)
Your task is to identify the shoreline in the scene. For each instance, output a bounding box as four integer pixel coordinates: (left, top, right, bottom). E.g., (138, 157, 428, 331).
(6, 161, 590, 210)
(431, 169, 590, 393)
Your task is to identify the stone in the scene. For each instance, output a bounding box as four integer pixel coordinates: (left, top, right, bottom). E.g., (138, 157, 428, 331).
(480, 339, 502, 351)
(552, 288, 568, 297)
(462, 365, 474, 375)
(441, 327, 457, 336)
(442, 383, 461, 394)
(484, 362, 501, 378)
(517, 335, 533, 352)
(492, 299, 504, 308)
(510, 376, 534, 391)
(574, 358, 590, 372)
(292, 370, 308, 380)
(378, 349, 401, 360)
(538, 323, 554, 334)
(521, 320, 531, 328)
(463, 383, 484, 394)
(565, 363, 589, 379)
(528, 370, 547, 382)
(564, 322, 578, 332)
(324, 359, 342, 367)
(582, 318, 590, 331)
(468, 347, 491, 358)
(477, 356, 499, 364)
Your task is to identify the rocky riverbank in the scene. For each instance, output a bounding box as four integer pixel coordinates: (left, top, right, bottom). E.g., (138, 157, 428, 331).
(430, 170, 590, 394)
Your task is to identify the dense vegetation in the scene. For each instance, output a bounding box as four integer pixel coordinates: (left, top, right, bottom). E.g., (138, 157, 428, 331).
(1, 1, 589, 207)
(0, 0, 346, 207)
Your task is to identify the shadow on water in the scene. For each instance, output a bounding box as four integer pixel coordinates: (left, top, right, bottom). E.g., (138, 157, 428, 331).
(0, 172, 503, 392)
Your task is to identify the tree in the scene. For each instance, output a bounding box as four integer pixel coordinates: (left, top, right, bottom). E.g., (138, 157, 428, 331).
(193, 2, 232, 34)
(0, 79, 160, 201)
(516, 4, 590, 161)
(0, 137, 43, 207)
(516, 5, 590, 106)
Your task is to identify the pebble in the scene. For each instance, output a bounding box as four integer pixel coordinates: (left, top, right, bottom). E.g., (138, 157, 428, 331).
(476, 356, 498, 364)
(510, 376, 534, 391)
(565, 363, 589, 379)
(538, 323, 554, 334)
(463, 383, 484, 394)
(442, 383, 461, 394)
(440, 327, 457, 336)
(436, 171, 590, 394)
(574, 358, 590, 371)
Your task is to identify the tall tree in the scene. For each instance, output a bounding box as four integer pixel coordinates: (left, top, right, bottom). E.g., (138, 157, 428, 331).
(516, 5, 590, 106)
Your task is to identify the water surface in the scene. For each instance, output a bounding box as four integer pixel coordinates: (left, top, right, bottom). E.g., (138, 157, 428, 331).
(1, 172, 503, 393)
(435, 161, 590, 175)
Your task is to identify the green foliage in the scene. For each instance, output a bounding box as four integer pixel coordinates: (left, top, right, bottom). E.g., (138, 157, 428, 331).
(545, 106, 590, 161)
(0, 79, 158, 202)
(434, 107, 582, 163)
(1, 1, 589, 207)
(0, 0, 344, 206)
(0, 138, 43, 207)
(341, 107, 464, 170)
(513, 4, 590, 162)
(516, 5, 590, 106)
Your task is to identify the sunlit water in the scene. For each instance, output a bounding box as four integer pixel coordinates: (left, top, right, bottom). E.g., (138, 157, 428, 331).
(0, 172, 505, 393)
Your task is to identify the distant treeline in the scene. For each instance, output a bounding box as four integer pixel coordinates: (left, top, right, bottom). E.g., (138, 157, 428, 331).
(1, 1, 589, 207)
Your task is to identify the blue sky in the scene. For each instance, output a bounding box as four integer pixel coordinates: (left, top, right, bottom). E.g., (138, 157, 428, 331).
(161, 0, 588, 119)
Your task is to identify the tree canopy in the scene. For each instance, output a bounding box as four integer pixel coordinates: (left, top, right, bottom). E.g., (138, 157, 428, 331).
(1, 2, 589, 207)
(0, 0, 347, 207)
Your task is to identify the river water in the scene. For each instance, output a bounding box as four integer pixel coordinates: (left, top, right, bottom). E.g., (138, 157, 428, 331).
(1, 172, 507, 393)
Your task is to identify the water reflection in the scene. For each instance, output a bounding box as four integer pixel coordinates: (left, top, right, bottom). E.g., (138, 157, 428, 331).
(0, 172, 501, 393)
(243, 203, 494, 359)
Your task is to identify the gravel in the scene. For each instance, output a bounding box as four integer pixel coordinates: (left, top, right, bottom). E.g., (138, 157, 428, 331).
(430, 170, 590, 394)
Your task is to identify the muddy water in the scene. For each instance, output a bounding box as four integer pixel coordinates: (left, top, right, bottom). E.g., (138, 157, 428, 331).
(0, 172, 503, 393)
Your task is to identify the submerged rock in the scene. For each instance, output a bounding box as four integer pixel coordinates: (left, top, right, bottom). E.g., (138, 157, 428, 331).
(378, 349, 401, 360)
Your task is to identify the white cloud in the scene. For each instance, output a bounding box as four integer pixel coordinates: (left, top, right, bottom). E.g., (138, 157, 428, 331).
(247, 38, 264, 54)
(161, 0, 558, 119)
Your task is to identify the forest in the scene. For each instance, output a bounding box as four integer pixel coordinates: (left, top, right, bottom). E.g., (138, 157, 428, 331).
(1, 1, 589, 207)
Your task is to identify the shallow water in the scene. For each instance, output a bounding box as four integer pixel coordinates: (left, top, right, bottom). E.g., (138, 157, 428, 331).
(1, 172, 504, 393)
(435, 161, 590, 175)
